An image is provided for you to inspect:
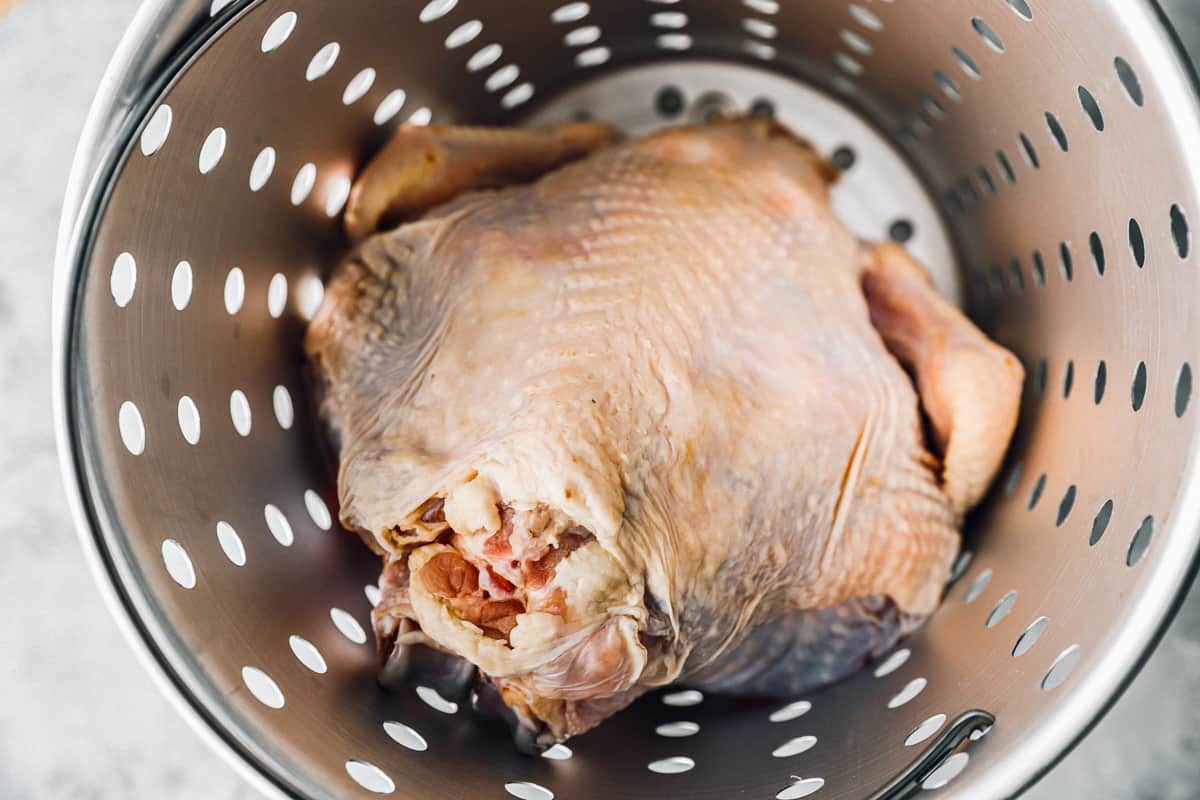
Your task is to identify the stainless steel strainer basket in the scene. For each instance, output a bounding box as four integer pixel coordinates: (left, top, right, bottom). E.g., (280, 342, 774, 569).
(52, 1, 1200, 798)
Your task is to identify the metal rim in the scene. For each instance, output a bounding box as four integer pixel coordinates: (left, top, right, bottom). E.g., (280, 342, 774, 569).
(50, 1, 1200, 798)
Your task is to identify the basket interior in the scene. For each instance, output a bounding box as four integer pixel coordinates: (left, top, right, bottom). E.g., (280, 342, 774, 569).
(65, 1, 1200, 798)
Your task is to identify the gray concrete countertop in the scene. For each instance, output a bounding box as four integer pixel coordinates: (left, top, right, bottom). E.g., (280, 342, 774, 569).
(1, 2, 1197, 798)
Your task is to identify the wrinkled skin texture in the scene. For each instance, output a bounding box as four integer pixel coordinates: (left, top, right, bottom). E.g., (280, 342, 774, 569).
(305, 117, 1023, 745)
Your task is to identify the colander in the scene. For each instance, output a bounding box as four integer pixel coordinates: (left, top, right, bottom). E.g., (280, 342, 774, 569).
(51, 1, 1200, 798)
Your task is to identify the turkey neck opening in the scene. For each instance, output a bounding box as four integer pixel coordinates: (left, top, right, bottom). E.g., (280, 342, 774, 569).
(415, 502, 595, 646)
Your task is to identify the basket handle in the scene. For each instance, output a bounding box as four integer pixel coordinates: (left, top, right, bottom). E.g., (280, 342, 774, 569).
(866, 709, 995, 799)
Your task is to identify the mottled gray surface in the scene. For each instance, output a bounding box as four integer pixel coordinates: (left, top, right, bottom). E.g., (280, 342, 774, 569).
(0, 1, 1198, 798)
